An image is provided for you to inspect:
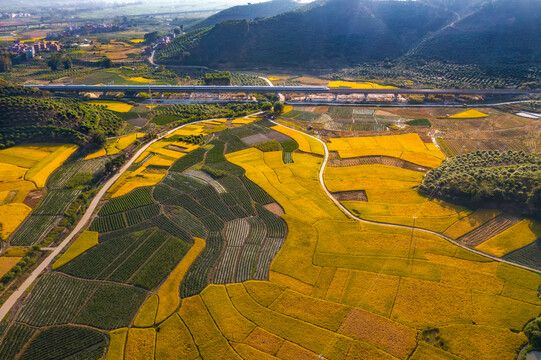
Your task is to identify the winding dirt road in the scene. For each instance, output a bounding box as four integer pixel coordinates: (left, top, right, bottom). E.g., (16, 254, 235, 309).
(270, 120, 541, 275)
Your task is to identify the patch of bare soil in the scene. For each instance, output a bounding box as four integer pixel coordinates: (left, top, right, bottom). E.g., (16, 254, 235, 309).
(264, 203, 284, 216)
(23, 189, 46, 209)
(332, 190, 368, 202)
(166, 145, 187, 152)
(127, 117, 149, 127)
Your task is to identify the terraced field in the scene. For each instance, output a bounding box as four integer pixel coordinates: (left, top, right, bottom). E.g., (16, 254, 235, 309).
(2, 114, 541, 360)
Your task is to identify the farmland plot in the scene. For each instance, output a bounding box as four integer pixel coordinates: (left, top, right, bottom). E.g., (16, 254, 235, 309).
(18, 326, 108, 360)
(17, 273, 99, 326)
(32, 189, 80, 215)
(10, 215, 61, 246)
(0, 324, 37, 360)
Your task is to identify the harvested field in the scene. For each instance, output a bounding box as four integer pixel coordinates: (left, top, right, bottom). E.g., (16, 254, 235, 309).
(457, 214, 522, 247)
(327, 155, 432, 172)
(332, 190, 368, 202)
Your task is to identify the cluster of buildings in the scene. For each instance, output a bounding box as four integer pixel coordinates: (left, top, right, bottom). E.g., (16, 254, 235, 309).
(143, 32, 178, 54)
(6, 41, 62, 59)
(47, 23, 125, 39)
(1, 12, 31, 19)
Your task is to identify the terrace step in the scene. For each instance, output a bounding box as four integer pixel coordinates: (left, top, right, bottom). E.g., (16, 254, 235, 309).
(457, 214, 522, 248)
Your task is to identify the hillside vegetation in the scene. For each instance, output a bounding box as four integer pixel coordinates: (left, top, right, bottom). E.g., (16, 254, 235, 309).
(157, 0, 541, 76)
(419, 151, 541, 218)
(189, 0, 302, 30)
(157, 0, 454, 68)
(0, 84, 122, 148)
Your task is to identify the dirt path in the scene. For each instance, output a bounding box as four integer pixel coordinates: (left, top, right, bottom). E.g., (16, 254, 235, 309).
(269, 120, 541, 275)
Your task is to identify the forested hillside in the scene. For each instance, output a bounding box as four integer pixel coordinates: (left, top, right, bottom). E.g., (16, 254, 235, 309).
(0, 84, 122, 148)
(157, 0, 454, 68)
(157, 0, 541, 73)
(415, 0, 541, 65)
(419, 151, 541, 218)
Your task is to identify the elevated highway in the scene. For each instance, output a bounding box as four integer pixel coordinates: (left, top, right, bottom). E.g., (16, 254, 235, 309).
(25, 84, 541, 96)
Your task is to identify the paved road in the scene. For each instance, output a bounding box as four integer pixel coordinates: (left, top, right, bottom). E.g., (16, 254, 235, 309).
(0, 119, 210, 321)
(27, 84, 541, 96)
(270, 120, 541, 275)
(259, 76, 286, 102)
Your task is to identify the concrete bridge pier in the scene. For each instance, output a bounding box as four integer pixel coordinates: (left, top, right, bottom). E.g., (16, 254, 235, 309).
(363, 93, 367, 103)
(393, 93, 398, 102)
(334, 93, 339, 102)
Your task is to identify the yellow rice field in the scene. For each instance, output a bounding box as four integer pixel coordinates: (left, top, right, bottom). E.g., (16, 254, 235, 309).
(0, 256, 22, 277)
(476, 219, 541, 257)
(52, 231, 99, 269)
(89, 100, 133, 112)
(328, 81, 397, 89)
(119, 124, 541, 360)
(445, 109, 489, 119)
(271, 125, 324, 156)
(327, 133, 446, 168)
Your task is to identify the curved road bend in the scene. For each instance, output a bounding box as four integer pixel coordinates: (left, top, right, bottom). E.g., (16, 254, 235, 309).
(0, 118, 218, 321)
(269, 120, 541, 275)
(258, 76, 285, 102)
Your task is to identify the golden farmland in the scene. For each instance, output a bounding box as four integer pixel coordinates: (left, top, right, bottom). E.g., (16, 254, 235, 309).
(116, 125, 541, 360)
(0, 143, 78, 241)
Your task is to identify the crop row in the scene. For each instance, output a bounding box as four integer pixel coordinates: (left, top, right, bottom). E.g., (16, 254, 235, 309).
(190, 185, 220, 200)
(206, 140, 226, 164)
(108, 230, 168, 284)
(253, 237, 287, 280)
(150, 214, 193, 242)
(19, 326, 107, 360)
(224, 218, 250, 247)
(170, 147, 208, 173)
(171, 208, 207, 239)
(240, 175, 274, 205)
(230, 73, 268, 86)
(246, 217, 267, 245)
(0, 324, 37, 360)
(236, 244, 260, 282)
(89, 212, 127, 233)
(162, 172, 206, 193)
(199, 195, 237, 222)
(10, 215, 61, 246)
(47, 157, 106, 189)
(17, 273, 100, 327)
(212, 246, 241, 284)
(255, 203, 288, 238)
(73, 282, 147, 330)
(99, 187, 154, 215)
(180, 232, 225, 298)
(129, 236, 191, 290)
(32, 189, 81, 216)
(283, 151, 293, 164)
(125, 204, 161, 227)
(59, 231, 149, 279)
(167, 193, 211, 218)
(200, 214, 225, 233)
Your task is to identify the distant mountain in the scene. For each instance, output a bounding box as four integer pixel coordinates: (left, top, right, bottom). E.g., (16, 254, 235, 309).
(188, 0, 303, 31)
(414, 0, 541, 66)
(157, 0, 541, 72)
(160, 0, 455, 68)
